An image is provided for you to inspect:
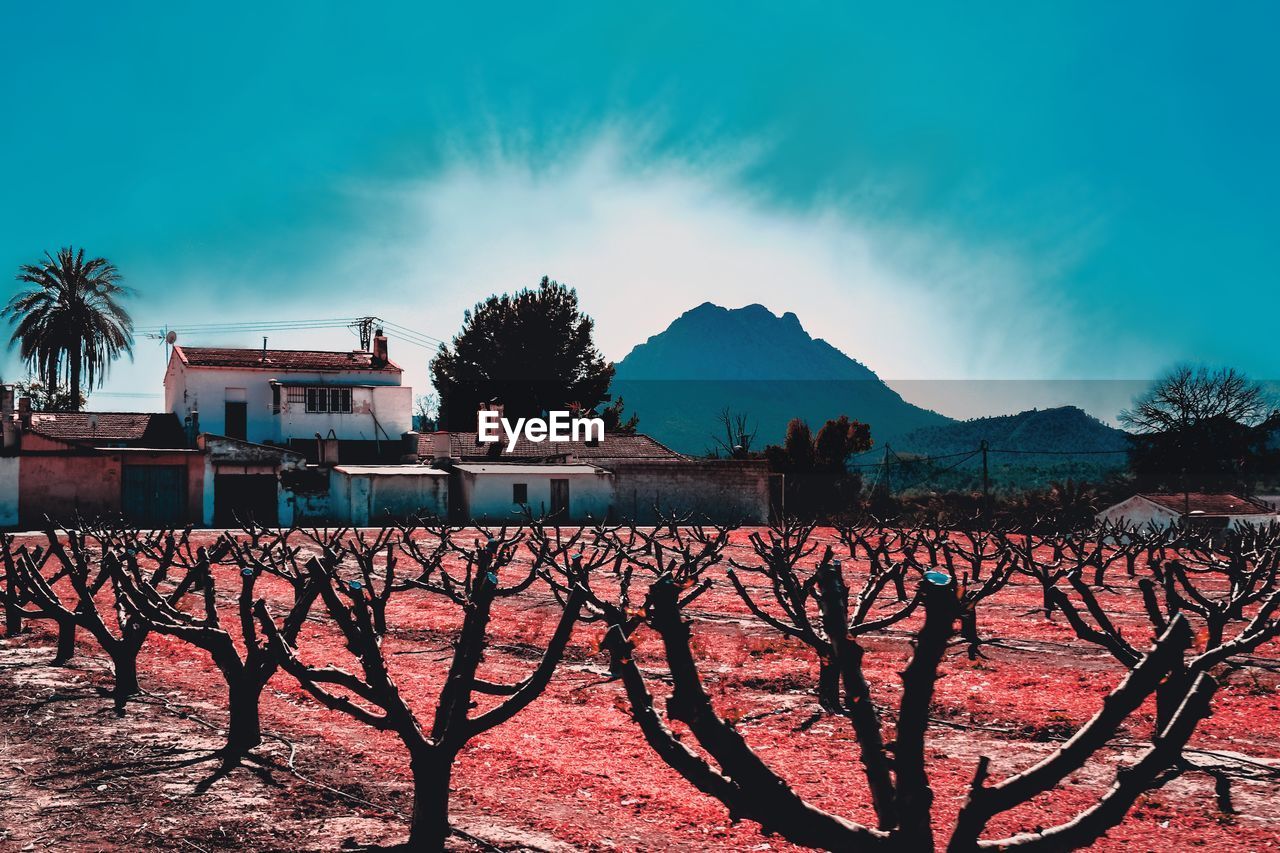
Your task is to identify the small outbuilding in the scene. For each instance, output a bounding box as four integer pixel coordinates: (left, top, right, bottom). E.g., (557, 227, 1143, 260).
(452, 463, 614, 524)
(329, 465, 449, 526)
(1096, 492, 1278, 531)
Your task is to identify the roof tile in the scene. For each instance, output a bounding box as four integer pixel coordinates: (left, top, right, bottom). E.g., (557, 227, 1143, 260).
(419, 431, 686, 462)
(28, 412, 187, 447)
(175, 346, 400, 372)
(1141, 493, 1275, 516)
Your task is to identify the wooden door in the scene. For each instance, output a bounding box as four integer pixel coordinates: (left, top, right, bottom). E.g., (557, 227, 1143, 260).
(550, 478, 570, 518)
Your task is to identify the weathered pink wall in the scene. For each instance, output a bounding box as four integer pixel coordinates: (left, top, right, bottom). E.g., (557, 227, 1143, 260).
(18, 451, 204, 528)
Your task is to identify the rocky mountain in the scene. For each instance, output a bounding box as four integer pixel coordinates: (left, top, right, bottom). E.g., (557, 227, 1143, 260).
(610, 302, 950, 454)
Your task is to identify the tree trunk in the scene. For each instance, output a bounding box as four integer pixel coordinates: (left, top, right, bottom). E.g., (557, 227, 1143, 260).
(53, 620, 77, 664)
(4, 598, 23, 637)
(224, 674, 264, 757)
(817, 659, 841, 712)
(111, 650, 141, 708)
(69, 340, 82, 412)
(407, 750, 454, 851)
(960, 608, 983, 660)
(1156, 662, 1190, 734)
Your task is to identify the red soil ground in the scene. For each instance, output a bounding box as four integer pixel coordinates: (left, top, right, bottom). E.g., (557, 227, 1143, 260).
(1, 528, 1277, 851)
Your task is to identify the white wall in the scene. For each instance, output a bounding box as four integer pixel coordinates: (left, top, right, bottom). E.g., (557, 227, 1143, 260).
(0, 456, 18, 527)
(330, 468, 448, 526)
(1097, 495, 1277, 530)
(460, 470, 614, 523)
(166, 353, 411, 445)
(1096, 496, 1180, 529)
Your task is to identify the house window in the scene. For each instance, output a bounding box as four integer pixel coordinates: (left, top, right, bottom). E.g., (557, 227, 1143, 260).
(304, 387, 352, 414)
(286, 387, 307, 405)
(512, 483, 528, 504)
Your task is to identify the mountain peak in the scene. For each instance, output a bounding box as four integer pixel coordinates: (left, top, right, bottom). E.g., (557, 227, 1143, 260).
(616, 303, 876, 381)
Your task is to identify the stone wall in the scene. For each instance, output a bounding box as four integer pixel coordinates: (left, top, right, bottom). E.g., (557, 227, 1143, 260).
(605, 460, 774, 524)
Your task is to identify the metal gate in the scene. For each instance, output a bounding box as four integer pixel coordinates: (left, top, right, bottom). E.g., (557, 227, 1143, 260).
(121, 465, 187, 528)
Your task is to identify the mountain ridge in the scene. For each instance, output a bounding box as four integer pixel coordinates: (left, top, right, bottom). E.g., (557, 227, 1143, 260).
(611, 302, 950, 454)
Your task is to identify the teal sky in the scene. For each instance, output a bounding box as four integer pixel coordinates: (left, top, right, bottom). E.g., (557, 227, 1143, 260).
(1, 3, 1276, 419)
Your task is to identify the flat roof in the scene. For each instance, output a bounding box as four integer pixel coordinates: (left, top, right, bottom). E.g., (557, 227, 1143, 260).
(453, 463, 609, 475)
(333, 465, 449, 476)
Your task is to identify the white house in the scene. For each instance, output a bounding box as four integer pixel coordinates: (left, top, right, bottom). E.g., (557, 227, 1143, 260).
(164, 332, 412, 454)
(453, 463, 614, 523)
(1096, 492, 1278, 531)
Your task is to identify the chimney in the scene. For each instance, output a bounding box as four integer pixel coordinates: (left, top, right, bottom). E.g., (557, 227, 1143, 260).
(429, 431, 452, 460)
(1, 385, 15, 450)
(17, 397, 31, 429)
(372, 328, 389, 366)
(316, 430, 340, 467)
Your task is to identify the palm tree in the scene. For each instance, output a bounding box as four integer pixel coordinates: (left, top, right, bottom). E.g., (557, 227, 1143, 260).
(4, 247, 134, 412)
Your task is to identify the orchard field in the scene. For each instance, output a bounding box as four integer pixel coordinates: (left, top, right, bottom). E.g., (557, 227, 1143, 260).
(0, 520, 1277, 851)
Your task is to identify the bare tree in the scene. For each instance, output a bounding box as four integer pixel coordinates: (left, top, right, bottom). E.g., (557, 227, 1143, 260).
(709, 406, 758, 458)
(111, 529, 323, 759)
(1051, 521, 1280, 733)
(1121, 364, 1275, 433)
(12, 526, 199, 708)
(254, 526, 589, 849)
(593, 520, 1223, 851)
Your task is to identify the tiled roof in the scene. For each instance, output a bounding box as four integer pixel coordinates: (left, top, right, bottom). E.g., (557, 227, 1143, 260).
(174, 346, 400, 372)
(453, 463, 609, 475)
(419, 431, 686, 462)
(28, 412, 187, 447)
(1141, 493, 1275, 517)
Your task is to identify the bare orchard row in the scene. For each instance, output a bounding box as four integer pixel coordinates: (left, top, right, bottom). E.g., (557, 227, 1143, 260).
(2, 517, 1278, 851)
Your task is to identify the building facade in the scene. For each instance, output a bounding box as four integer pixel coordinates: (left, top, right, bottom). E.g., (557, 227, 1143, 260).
(1096, 493, 1278, 530)
(164, 333, 412, 458)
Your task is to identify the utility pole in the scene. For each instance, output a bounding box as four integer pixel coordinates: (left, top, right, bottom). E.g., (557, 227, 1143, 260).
(980, 440, 991, 517)
(883, 442, 893, 496)
(353, 317, 377, 351)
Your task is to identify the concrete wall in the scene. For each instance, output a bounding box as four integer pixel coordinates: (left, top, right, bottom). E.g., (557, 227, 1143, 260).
(0, 456, 19, 527)
(608, 460, 773, 524)
(458, 469, 614, 524)
(329, 468, 449, 526)
(199, 434, 313, 527)
(166, 354, 411, 445)
(16, 450, 204, 528)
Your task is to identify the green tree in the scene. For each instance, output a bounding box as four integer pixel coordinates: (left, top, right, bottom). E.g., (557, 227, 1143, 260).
(430, 277, 614, 430)
(766, 416, 873, 518)
(596, 396, 639, 434)
(15, 378, 85, 412)
(4, 247, 134, 412)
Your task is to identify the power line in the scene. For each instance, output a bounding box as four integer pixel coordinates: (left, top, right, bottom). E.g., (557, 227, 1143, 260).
(132, 316, 446, 349)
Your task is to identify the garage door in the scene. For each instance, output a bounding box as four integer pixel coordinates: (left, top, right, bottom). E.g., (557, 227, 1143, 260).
(214, 474, 279, 527)
(122, 465, 187, 528)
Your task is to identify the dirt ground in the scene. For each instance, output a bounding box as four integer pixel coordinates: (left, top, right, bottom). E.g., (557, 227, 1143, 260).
(0, 642, 574, 852)
(2, 527, 1279, 851)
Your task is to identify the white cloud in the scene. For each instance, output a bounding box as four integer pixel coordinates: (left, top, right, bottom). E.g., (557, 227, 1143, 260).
(336, 129, 1079, 396)
(75, 128, 1104, 418)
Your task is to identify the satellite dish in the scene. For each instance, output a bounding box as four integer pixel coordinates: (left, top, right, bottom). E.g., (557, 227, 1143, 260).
(165, 330, 178, 345)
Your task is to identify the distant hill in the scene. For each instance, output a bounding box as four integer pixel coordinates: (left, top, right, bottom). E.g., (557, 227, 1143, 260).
(887, 406, 1132, 494)
(897, 405, 1130, 458)
(611, 302, 951, 455)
